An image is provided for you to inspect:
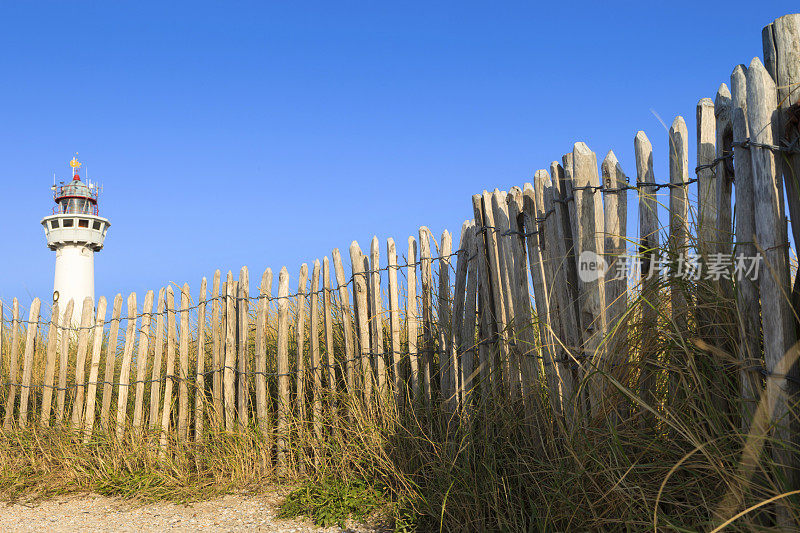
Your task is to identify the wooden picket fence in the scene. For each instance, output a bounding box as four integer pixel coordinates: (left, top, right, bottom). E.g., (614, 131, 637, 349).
(2, 12, 800, 506)
(0, 232, 472, 463)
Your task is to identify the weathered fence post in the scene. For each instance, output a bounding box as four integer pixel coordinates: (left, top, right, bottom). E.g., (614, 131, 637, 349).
(407, 236, 421, 401)
(55, 298, 75, 426)
(223, 272, 236, 431)
(178, 284, 190, 441)
(438, 230, 455, 411)
(295, 263, 309, 452)
(195, 279, 207, 441)
(100, 294, 123, 431)
(310, 260, 323, 465)
(159, 287, 178, 450)
(730, 64, 762, 429)
(713, 85, 738, 419)
(40, 301, 60, 427)
(554, 159, 583, 343)
(479, 193, 509, 397)
(115, 293, 138, 438)
(601, 151, 628, 405)
(256, 268, 272, 438)
(668, 117, 690, 338)
(697, 96, 729, 380)
(543, 172, 582, 420)
(523, 182, 557, 410)
(634, 132, 660, 419)
(715, 83, 736, 319)
(237, 267, 250, 428)
(332, 249, 356, 398)
(562, 155, 580, 259)
(747, 57, 800, 520)
(18, 298, 41, 429)
(351, 242, 373, 406)
(83, 297, 108, 440)
(221, 278, 228, 411)
(472, 194, 497, 401)
(369, 237, 388, 401)
(763, 15, 800, 303)
(276, 267, 291, 474)
(491, 192, 517, 396)
(323, 257, 339, 408)
(210, 270, 222, 424)
(697, 98, 717, 260)
(460, 222, 479, 411)
(387, 238, 403, 407)
(506, 189, 536, 413)
(148, 289, 166, 431)
(715, 84, 734, 257)
(450, 223, 470, 414)
(560, 156, 586, 358)
(493, 191, 516, 333)
(133, 290, 155, 431)
(418, 227, 435, 404)
(536, 173, 570, 412)
(571, 142, 607, 417)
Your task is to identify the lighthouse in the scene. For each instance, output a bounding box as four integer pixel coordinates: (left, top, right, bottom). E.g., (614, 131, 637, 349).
(41, 156, 110, 322)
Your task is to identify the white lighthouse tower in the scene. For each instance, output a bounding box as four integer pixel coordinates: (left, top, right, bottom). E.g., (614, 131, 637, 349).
(41, 156, 110, 322)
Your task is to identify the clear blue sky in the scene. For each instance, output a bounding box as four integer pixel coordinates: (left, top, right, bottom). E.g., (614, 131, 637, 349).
(2, 1, 797, 307)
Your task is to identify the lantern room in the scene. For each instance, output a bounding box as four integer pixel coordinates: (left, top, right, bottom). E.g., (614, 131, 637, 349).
(52, 156, 100, 215)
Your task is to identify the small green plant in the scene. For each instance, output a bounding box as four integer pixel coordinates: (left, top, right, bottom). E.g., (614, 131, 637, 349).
(391, 497, 420, 533)
(278, 477, 386, 528)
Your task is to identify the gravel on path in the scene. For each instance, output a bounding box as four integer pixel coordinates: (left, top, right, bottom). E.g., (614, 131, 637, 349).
(0, 492, 387, 533)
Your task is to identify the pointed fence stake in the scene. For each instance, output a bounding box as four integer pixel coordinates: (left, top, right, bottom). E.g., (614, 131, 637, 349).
(83, 297, 108, 440)
(18, 298, 41, 429)
(115, 293, 138, 438)
(40, 301, 60, 427)
(132, 290, 154, 431)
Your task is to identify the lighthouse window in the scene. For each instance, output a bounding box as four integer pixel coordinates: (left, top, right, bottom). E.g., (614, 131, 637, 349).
(50, 220, 59, 229)
(93, 221, 102, 230)
(63, 218, 74, 227)
(78, 219, 89, 228)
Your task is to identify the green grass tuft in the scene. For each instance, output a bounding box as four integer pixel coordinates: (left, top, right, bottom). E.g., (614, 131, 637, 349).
(277, 477, 387, 528)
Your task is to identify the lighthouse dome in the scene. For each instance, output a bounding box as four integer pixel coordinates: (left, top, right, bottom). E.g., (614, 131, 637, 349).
(61, 177, 91, 197)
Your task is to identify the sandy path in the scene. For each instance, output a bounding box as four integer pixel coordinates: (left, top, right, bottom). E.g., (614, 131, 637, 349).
(0, 493, 383, 532)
